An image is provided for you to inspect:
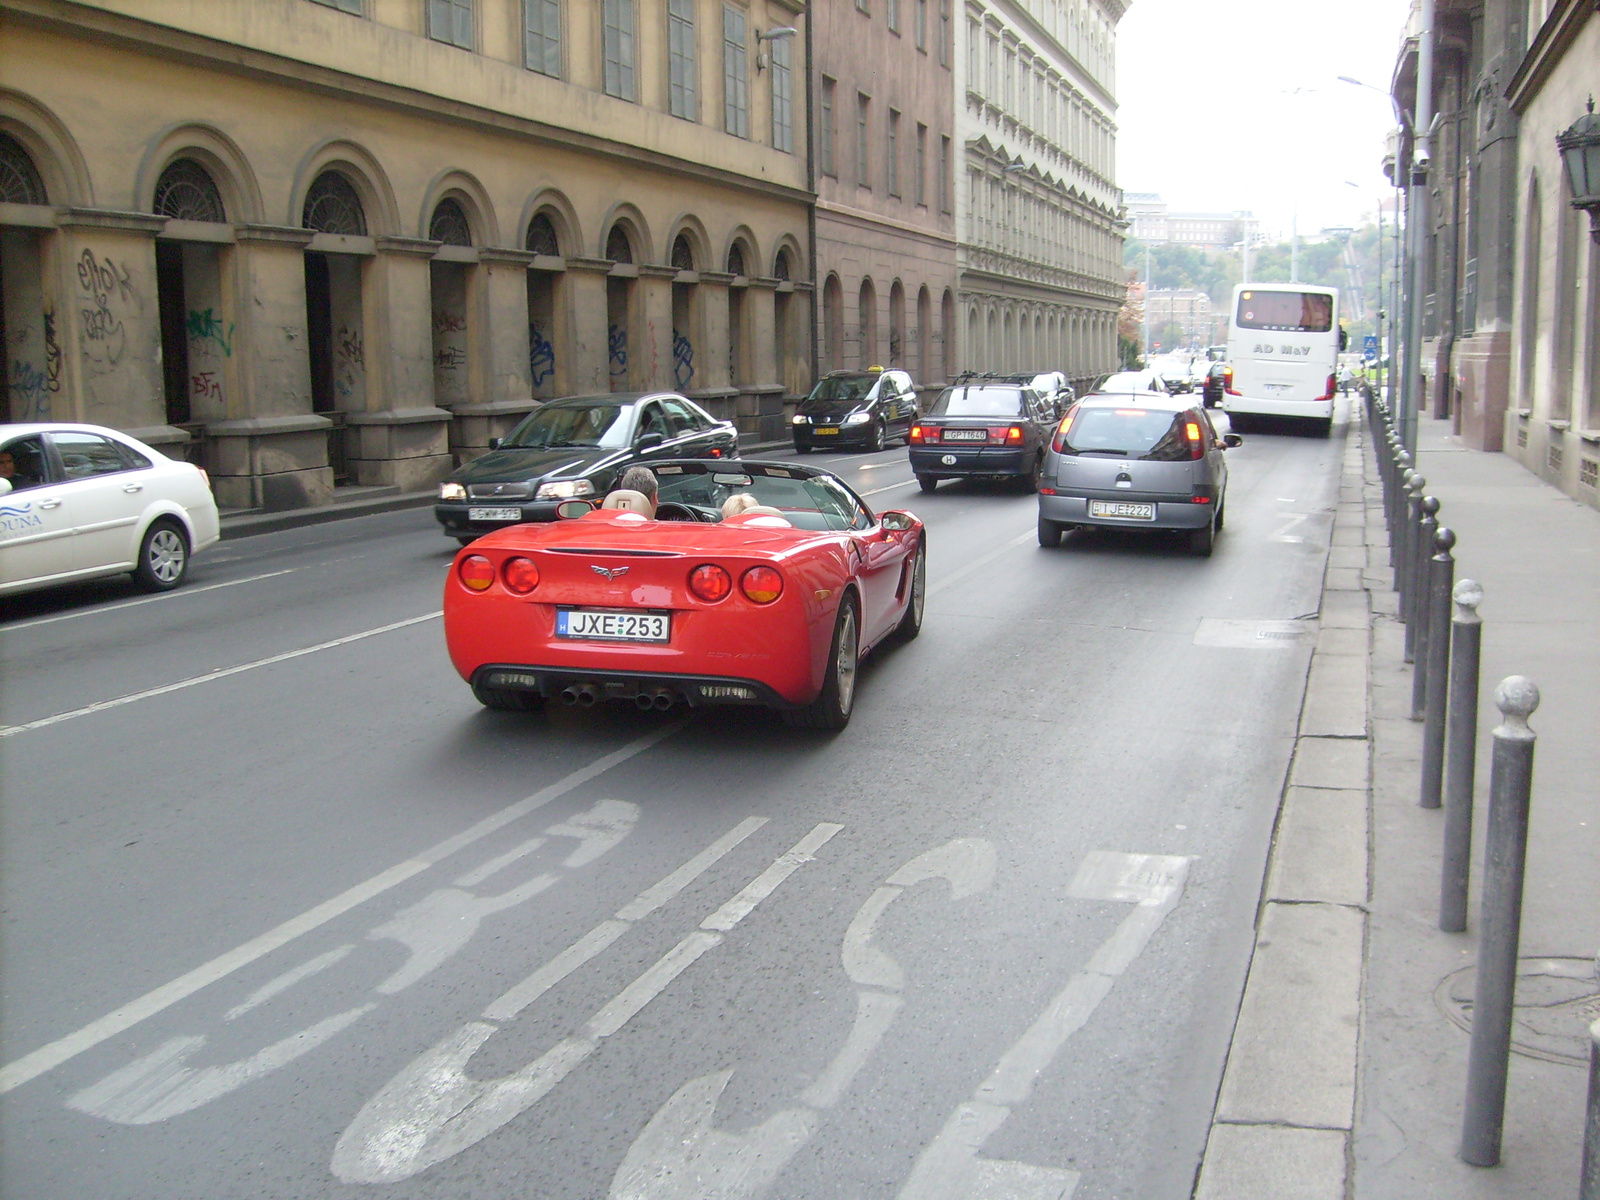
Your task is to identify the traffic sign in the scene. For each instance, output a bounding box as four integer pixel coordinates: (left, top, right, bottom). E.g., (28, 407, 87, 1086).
(1363, 335, 1379, 361)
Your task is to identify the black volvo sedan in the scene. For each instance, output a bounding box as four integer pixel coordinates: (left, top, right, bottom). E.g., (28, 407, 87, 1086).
(434, 392, 738, 543)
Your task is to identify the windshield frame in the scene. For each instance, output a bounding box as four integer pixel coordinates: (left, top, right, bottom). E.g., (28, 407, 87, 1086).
(929, 385, 1029, 419)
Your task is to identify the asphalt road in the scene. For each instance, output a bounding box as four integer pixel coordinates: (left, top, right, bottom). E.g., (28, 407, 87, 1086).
(0, 409, 1345, 1200)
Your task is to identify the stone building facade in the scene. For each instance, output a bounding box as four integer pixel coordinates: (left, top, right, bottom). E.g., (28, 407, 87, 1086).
(952, 0, 1125, 392)
(0, 0, 811, 511)
(812, 0, 960, 395)
(1391, 0, 1597, 511)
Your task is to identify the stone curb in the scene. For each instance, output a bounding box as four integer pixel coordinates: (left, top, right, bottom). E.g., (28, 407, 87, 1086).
(1195, 408, 1377, 1199)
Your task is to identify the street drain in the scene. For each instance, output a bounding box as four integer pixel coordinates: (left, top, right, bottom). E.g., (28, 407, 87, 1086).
(1193, 619, 1314, 648)
(1434, 957, 1600, 1066)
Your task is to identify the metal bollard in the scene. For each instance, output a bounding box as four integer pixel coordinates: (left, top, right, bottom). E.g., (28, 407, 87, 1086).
(1398, 469, 1419, 611)
(1420, 527, 1455, 802)
(1403, 478, 1426, 657)
(1412, 497, 1440, 715)
(1584, 1010, 1600, 1200)
(1440, 579, 1484, 932)
(1460, 676, 1541, 1168)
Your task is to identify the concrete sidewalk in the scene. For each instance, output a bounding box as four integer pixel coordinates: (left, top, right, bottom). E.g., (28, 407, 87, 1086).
(1196, 403, 1599, 1199)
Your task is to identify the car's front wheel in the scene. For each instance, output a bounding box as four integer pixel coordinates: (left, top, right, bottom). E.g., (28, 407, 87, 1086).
(793, 443, 812, 455)
(784, 595, 859, 730)
(869, 422, 886, 452)
(132, 519, 190, 592)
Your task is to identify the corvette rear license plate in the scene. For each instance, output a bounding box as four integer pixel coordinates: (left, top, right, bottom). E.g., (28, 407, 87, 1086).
(1090, 500, 1156, 520)
(942, 428, 987, 441)
(814, 426, 840, 435)
(468, 506, 523, 521)
(556, 609, 671, 642)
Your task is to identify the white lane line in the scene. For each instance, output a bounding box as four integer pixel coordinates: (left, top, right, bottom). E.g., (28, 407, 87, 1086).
(333, 822, 841, 1184)
(926, 529, 1036, 600)
(895, 852, 1190, 1200)
(859, 478, 919, 499)
(452, 837, 547, 888)
(0, 611, 442, 738)
(0, 721, 684, 1096)
(0, 569, 301, 632)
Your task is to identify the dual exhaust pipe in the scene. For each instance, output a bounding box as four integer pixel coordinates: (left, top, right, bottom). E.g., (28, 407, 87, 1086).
(557, 683, 676, 711)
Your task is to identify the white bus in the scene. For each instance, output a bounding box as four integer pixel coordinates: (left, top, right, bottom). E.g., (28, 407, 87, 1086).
(1222, 284, 1345, 437)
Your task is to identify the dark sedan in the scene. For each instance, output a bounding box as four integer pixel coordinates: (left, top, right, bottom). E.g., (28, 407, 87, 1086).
(434, 393, 737, 543)
(791, 369, 918, 453)
(907, 379, 1057, 492)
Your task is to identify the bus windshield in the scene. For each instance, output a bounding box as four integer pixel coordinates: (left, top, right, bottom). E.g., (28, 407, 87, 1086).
(1235, 291, 1334, 333)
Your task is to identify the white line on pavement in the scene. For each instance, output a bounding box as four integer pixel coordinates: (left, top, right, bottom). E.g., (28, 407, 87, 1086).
(0, 611, 442, 738)
(0, 720, 685, 1095)
(859, 478, 920, 498)
(0, 569, 300, 632)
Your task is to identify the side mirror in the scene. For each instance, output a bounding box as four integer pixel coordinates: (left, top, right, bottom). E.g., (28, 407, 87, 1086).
(637, 431, 665, 450)
(488, 437, 502, 451)
(880, 510, 916, 532)
(1224, 433, 1243, 448)
(555, 498, 596, 519)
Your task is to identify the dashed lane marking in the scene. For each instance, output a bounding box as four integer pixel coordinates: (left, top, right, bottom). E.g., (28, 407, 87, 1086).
(0, 611, 442, 738)
(0, 569, 299, 632)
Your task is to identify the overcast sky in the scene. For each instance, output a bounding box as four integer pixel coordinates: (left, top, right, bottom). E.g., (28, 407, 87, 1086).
(1115, 0, 1413, 238)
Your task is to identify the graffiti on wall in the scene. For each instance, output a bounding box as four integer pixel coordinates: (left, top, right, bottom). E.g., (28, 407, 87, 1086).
(8, 361, 49, 417)
(186, 308, 234, 358)
(76, 249, 137, 375)
(608, 324, 628, 380)
(672, 329, 694, 389)
(432, 311, 466, 335)
(433, 346, 465, 370)
(191, 371, 223, 403)
(43, 309, 62, 399)
(337, 327, 364, 368)
(529, 323, 555, 386)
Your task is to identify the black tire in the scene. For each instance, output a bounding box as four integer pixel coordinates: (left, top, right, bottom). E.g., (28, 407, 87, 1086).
(793, 443, 812, 455)
(457, 536, 478, 547)
(1310, 417, 1333, 439)
(783, 595, 859, 730)
(1019, 454, 1043, 493)
(917, 474, 938, 493)
(1038, 515, 1062, 548)
(1188, 517, 1215, 557)
(472, 682, 544, 712)
(892, 541, 926, 641)
(1214, 494, 1226, 530)
(132, 519, 190, 592)
(869, 422, 886, 452)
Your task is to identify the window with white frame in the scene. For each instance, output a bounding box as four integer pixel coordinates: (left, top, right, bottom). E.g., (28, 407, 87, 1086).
(667, 0, 696, 118)
(856, 92, 871, 188)
(429, 0, 472, 47)
(603, 0, 636, 100)
(771, 34, 794, 153)
(915, 123, 927, 205)
(939, 0, 951, 65)
(525, 0, 560, 76)
(940, 134, 951, 212)
(967, 19, 982, 89)
(915, 0, 926, 49)
(888, 0, 899, 33)
(722, 6, 749, 138)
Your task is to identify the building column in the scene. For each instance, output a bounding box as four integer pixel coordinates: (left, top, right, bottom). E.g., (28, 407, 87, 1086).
(744, 278, 785, 440)
(53, 210, 169, 439)
(689, 272, 738, 427)
(637, 265, 676, 392)
(344, 235, 452, 491)
(445, 247, 541, 462)
(564, 258, 612, 394)
(204, 224, 330, 511)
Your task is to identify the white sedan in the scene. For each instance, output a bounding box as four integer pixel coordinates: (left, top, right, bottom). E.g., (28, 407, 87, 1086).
(0, 422, 220, 598)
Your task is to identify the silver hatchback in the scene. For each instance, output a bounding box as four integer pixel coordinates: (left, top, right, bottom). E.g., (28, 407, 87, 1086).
(1037, 394, 1241, 556)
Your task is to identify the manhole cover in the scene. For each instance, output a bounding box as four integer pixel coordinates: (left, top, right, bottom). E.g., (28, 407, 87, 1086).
(1193, 619, 1313, 648)
(1434, 957, 1600, 1066)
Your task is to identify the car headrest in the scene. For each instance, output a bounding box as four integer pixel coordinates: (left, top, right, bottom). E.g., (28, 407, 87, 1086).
(600, 489, 655, 516)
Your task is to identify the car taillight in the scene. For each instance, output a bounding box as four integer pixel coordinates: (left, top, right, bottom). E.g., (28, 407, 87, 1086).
(502, 556, 540, 594)
(1185, 419, 1205, 461)
(909, 424, 932, 444)
(709, 447, 724, 458)
(1005, 425, 1025, 445)
(1051, 409, 1076, 453)
(1316, 373, 1337, 402)
(689, 563, 733, 602)
(740, 565, 784, 604)
(1224, 367, 1239, 396)
(459, 554, 495, 592)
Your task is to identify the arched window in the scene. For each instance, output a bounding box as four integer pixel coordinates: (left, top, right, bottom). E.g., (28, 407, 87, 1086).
(302, 170, 367, 235)
(671, 233, 695, 271)
(726, 242, 747, 277)
(526, 213, 560, 256)
(774, 248, 792, 282)
(429, 197, 473, 246)
(606, 224, 634, 263)
(0, 132, 47, 206)
(153, 158, 226, 223)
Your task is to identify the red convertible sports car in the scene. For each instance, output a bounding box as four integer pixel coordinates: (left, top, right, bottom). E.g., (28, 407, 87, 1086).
(443, 460, 926, 729)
